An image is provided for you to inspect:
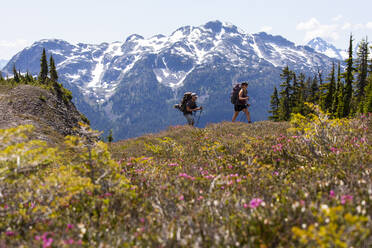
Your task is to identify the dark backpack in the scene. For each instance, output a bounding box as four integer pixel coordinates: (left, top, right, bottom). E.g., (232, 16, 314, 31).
(230, 84, 241, 104)
(174, 92, 193, 113)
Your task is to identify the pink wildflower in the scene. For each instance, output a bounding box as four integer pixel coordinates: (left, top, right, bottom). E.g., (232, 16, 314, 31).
(243, 203, 248, 208)
(249, 198, 263, 208)
(179, 195, 184, 201)
(341, 195, 353, 204)
(329, 190, 335, 198)
(273, 171, 279, 176)
(272, 144, 283, 152)
(64, 239, 75, 245)
(43, 238, 53, 248)
(198, 196, 204, 201)
(5, 231, 15, 236)
(66, 224, 74, 230)
(168, 163, 179, 167)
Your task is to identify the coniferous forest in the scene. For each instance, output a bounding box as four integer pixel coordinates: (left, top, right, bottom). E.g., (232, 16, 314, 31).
(269, 35, 372, 120)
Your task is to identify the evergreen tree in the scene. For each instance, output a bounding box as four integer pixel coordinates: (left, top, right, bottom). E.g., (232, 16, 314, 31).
(309, 75, 320, 104)
(39, 48, 48, 83)
(332, 62, 342, 115)
(303, 76, 312, 102)
(0, 71, 3, 81)
(322, 62, 336, 113)
(268, 87, 280, 121)
(12, 64, 20, 83)
(25, 71, 33, 82)
(336, 82, 345, 118)
(107, 130, 114, 143)
(278, 66, 292, 121)
(354, 38, 369, 112)
(363, 79, 372, 113)
(342, 34, 354, 117)
(49, 55, 58, 82)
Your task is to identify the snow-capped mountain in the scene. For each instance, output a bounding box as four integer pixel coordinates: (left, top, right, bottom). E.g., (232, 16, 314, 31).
(0, 59, 8, 70)
(3, 21, 336, 139)
(306, 37, 347, 61)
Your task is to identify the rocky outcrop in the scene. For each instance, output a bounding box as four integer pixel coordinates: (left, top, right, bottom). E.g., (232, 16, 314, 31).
(0, 84, 88, 142)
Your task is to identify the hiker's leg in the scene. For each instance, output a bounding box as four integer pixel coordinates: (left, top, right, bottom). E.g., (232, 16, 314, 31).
(185, 114, 194, 126)
(243, 108, 251, 123)
(232, 111, 239, 122)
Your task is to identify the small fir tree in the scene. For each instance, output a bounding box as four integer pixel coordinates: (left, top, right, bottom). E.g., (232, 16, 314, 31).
(268, 87, 279, 121)
(342, 34, 354, 117)
(49, 55, 58, 82)
(332, 62, 342, 115)
(322, 62, 336, 113)
(354, 38, 369, 112)
(107, 130, 114, 143)
(363, 80, 372, 113)
(39, 48, 48, 83)
(309, 76, 320, 104)
(12, 64, 20, 83)
(278, 66, 292, 121)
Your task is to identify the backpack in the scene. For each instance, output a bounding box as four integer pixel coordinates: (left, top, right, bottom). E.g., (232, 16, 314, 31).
(174, 92, 193, 113)
(230, 84, 241, 104)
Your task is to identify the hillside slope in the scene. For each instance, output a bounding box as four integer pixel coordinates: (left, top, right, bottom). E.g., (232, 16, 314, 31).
(0, 84, 87, 142)
(1, 109, 371, 247)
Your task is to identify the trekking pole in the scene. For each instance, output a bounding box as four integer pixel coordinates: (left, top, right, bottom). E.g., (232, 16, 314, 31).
(195, 108, 203, 127)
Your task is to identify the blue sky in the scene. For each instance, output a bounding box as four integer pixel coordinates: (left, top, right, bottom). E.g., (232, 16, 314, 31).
(1, 0, 371, 60)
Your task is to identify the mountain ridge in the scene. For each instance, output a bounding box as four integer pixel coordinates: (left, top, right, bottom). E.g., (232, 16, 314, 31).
(2, 20, 338, 139)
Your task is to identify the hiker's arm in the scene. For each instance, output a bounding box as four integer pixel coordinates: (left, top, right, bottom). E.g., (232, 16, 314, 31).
(186, 106, 202, 112)
(238, 90, 249, 101)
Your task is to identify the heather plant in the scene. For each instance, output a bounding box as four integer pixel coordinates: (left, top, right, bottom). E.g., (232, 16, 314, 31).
(1, 109, 371, 246)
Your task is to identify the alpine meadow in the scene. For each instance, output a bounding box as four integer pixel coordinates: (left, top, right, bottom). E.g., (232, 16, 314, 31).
(0, 16, 372, 248)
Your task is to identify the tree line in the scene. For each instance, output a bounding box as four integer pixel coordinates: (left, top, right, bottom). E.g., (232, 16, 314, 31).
(269, 35, 372, 120)
(1, 48, 58, 84)
(0, 48, 72, 102)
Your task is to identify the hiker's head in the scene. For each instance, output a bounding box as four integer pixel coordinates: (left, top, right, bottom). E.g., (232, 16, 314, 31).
(241, 82, 248, 88)
(191, 92, 198, 101)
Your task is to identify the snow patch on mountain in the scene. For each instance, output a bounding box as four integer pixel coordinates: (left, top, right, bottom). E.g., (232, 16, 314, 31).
(306, 37, 346, 60)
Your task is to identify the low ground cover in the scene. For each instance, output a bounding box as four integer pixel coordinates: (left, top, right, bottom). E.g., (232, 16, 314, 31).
(1, 107, 371, 247)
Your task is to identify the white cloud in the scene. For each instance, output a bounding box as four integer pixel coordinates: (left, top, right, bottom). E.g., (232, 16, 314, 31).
(342, 22, 351, 30)
(297, 18, 339, 42)
(260, 25, 272, 33)
(332, 15, 343, 22)
(353, 23, 365, 30)
(366, 22, 372, 29)
(0, 39, 30, 60)
(0, 39, 29, 48)
(296, 18, 320, 30)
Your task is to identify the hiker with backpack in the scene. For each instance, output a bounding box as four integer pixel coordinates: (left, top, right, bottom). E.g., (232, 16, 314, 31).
(231, 82, 252, 123)
(184, 93, 202, 126)
(174, 92, 203, 126)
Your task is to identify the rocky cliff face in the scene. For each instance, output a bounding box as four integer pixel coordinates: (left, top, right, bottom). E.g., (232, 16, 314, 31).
(0, 84, 87, 142)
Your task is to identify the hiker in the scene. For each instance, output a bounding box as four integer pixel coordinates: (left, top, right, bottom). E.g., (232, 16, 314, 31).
(232, 82, 251, 123)
(184, 93, 202, 126)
